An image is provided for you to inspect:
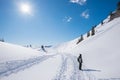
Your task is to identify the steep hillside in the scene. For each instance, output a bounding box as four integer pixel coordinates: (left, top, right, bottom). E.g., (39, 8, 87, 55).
(0, 10, 120, 80)
(55, 16, 120, 79)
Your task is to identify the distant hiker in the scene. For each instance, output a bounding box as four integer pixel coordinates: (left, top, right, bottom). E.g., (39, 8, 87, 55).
(77, 54, 83, 70)
(41, 45, 47, 52)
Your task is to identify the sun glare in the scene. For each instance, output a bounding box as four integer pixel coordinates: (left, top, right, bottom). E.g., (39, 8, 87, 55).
(19, 3, 32, 15)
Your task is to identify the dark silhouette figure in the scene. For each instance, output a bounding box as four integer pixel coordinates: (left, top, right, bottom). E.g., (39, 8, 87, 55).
(77, 54, 83, 70)
(41, 45, 47, 52)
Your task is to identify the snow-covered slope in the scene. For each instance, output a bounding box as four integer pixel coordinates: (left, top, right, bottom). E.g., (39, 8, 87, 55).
(0, 15, 120, 80)
(0, 37, 97, 80)
(0, 42, 44, 63)
(0, 42, 59, 80)
(55, 17, 120, 79)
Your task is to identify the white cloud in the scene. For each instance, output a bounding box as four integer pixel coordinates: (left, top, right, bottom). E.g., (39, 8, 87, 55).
(63, 16, 72, 22)
(81, 10, 89, 19)
(67, 17, 72, 22)
(70, 0, 87, 5)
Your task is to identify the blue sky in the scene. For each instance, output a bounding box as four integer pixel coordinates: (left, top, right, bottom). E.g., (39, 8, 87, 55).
(0, 0, 119, 46)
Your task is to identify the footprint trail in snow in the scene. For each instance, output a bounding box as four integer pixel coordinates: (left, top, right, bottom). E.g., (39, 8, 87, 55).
(53, 54, 96, 80)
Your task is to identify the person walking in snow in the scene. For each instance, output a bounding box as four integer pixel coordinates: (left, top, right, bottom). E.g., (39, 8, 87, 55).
(77, 54, 83, 70)
(41, 45, 47, 52)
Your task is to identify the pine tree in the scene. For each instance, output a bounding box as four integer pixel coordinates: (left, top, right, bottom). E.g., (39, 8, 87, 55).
(0, 38, 4, 42)
(101, 20, 104, 25)
(30, 44, 32, 47)
(117, 1, 120, 10)
(76, 35, 84, 44)
(109, 11, 114, 21)
(91, 25, 96, 36)
(87, 31, 90, 37)
(81, 35, 83, 41)
(2, 39, 4, 42)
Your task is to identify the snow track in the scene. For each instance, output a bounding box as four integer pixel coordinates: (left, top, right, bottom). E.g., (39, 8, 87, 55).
(53, 54, 68, 80)
(53, 54, 96, 80)
(0, 53, 97, 80)
(0, 54, 56, 78)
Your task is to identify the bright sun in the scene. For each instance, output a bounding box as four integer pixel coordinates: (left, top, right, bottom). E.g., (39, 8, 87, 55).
(19, 3, 32, 15)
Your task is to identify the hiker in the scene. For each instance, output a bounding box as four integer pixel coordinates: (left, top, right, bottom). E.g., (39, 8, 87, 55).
(41, 45, 47, 52)
(77, 54, 83, 70)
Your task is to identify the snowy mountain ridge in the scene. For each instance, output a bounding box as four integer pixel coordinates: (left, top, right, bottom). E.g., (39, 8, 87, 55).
(55, 15, 119, 53)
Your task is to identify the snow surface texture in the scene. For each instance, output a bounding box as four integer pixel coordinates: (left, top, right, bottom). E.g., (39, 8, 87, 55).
(0, 16, 120, 80)
(55, 17, 120, 79)
(0, 42, 45, 63)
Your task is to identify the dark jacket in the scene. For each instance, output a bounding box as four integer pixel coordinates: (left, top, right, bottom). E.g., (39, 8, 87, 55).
(77, 54, 83, 63)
